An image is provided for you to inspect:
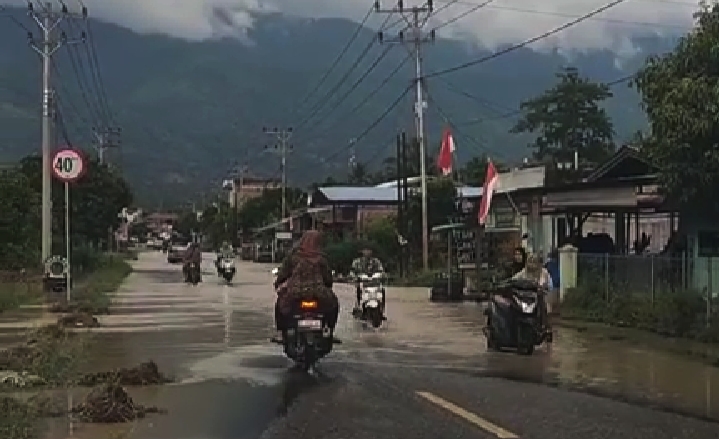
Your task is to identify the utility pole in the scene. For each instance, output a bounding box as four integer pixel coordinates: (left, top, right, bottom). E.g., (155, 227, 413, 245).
(26, 2, 87, 264)
(263, 127, 293, 221)
(348, 137, 357, 180)
(93, 127, 121, 164)
(375, 0, 435, 270)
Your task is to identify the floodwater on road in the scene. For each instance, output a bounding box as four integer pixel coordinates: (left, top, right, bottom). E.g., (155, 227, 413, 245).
(2, 252, 718, 439)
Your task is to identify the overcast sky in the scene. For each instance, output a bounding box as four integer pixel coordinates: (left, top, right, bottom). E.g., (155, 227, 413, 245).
(1, 0, 698, 53)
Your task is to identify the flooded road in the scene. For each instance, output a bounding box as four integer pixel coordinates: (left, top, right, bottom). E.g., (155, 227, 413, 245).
(15, 252, 719, 439)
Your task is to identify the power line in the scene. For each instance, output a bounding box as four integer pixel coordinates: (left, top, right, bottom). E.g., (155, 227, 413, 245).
(430, 0, 495, 32)
(294, 38, 378, 132)
(298, 45, 394, 140)
(423, 0, 628, 79)
(324, 85, 412, 163)
(308, 52, 413, 145)
(289, 3, 375, 119)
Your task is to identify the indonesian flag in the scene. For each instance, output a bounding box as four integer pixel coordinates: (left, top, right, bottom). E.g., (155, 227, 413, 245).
(437, 127, 455, 176)
(478, 160, 499, 226)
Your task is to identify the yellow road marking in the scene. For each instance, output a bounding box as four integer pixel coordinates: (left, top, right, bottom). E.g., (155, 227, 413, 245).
(416, 391, 519, 438)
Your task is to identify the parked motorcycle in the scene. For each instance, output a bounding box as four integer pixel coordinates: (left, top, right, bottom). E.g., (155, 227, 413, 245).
(216, 258, 236, 283)
(352, 272, 386, 328)
(273, 299, 337, 371)
(184, 262, 201, 285)
(483, 278, 552, 355)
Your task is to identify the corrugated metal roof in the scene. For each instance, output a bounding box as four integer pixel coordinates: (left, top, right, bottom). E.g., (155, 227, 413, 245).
(457, 167, 546, 198)
(319, 187, 398, 202)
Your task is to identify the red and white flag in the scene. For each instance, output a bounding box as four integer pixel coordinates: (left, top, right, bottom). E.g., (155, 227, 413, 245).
(478, 160, 499, 226)
(437, 127, 455, 176)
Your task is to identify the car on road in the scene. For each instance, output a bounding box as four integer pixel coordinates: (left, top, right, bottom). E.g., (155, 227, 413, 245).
(167, 241, 188, 263)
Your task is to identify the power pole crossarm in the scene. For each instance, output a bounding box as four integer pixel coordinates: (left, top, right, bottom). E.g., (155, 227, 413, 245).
(25, 1, 88, 264)
(375, 0, 435, 271)
(93, 126, 121, 164)
(263, 127, 293, 223)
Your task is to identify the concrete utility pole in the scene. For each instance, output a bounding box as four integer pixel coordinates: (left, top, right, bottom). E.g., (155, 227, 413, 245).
(26, 1, 87, 263)
(93, 127, 121, 164)
(375, 0, 435, 270)
(263, 127, 293, 221)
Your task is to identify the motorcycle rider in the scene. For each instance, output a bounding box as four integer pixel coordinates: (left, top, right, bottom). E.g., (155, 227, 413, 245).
(183, 242, 202, 281)
(507, 246, 527, 277)
(512, 253, 552, 333)
(215, 240, 234, 270)
(272, 230, 339, 343)
(350, 246, 385, 310)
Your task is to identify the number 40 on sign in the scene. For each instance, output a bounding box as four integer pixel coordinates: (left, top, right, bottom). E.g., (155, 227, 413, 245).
(52, 148, 86, 182)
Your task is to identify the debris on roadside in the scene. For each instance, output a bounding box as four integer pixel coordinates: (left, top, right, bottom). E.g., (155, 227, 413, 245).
(72, 385, 163, 423)
(56, 312, 100, 328)
(77, 361, 172, 387)
(49, 301, 110, 315)
(0, 370, 45, 388)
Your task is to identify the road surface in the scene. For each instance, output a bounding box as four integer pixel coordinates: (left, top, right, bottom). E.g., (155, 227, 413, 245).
(42, 252, 719, 439)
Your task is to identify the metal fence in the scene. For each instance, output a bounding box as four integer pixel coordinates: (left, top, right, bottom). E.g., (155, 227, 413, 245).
(576, 254, 718, 327)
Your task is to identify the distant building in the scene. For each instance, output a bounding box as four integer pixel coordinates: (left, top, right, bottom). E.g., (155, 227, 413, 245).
(226, 173, 281, 208)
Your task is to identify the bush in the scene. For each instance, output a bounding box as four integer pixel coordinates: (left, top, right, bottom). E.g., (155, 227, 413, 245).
(562, 285, 715, 341)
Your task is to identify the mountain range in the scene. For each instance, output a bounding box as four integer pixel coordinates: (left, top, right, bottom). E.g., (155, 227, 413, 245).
(0, 6, 680, 206)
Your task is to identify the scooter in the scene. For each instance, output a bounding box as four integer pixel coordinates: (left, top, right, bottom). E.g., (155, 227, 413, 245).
(216, 257, 236, 283)
(483, 278, 552, 355)
(352, 272, 386, 328)
(271, 298, 340, 372)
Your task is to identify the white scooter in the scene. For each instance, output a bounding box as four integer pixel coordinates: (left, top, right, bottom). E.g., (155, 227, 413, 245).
(217, 258, 236, 283)
(353, 272, 386, 328)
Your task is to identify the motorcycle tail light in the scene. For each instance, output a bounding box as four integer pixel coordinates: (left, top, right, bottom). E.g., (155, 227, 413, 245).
(300, 300, 318, 310)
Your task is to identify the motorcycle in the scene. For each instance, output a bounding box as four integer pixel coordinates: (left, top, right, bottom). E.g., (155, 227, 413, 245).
(483, 278, 552, 355)
(184, 262, 201, 285)
(274, 298, 336, 371)
(353, 272, 386, 328)
(216, 257, 236, 283)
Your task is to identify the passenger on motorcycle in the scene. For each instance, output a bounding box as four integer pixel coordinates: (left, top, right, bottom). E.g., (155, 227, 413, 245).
(272, 230, 340, 343)
(183, 242, 202, 280)
(350, 246, 385, 309)
(506, 246, 527, 278)
(511, 253, 551, 331)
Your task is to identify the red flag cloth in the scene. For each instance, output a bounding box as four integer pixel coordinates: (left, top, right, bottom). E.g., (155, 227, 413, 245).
(437, 127, 455, 176)
(478, 160, 499, 226)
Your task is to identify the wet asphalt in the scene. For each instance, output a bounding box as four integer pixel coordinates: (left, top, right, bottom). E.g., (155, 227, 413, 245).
(36, 252, 719, 439)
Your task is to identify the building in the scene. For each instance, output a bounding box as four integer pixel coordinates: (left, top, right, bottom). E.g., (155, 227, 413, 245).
(225, 173, 281, 208)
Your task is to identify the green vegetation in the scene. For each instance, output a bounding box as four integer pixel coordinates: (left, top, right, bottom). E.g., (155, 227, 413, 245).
(561, 284, 719, 344)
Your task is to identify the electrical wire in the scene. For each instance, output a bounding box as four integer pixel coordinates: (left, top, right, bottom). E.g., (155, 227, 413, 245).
(430, 0, 495, 32)
(324, 85, 412, 163)
(309, 52, 413, 144)
(423, 0, 628, 79)
(289, 3, 375, 119)
(298, 45, 395, 140)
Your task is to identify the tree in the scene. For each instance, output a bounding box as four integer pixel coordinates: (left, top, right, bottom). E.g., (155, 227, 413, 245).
(16, 155, 132, 249)
(0, 168, 41, 269)
(406, 178, 456, 258)
(237, 187, 305, 231)
(633, 2, 719, 217)
(511, 67, 615, 180)
(460, 155, 509, 186)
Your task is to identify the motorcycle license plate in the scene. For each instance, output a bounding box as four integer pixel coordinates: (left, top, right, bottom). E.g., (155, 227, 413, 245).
(297, 319, 322, 330)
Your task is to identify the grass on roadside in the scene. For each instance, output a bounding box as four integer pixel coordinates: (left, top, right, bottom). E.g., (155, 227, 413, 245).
(52, 255, 132, 314)
(0, 274, 44, 314)
(0, 397, 38, 439)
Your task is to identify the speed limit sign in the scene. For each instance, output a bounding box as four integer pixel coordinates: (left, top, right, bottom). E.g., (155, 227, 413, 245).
(51, 148, 86, 182)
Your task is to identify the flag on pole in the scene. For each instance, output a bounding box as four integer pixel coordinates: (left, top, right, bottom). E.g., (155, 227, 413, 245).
(478, 160, 499, 226)
(437, 127, 455, 176)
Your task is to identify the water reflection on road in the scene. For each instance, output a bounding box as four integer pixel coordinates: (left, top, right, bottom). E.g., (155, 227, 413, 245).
(1, 252, 717, 439)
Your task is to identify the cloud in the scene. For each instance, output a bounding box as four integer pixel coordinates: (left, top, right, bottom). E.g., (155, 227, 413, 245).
(1, 0, 698, 52)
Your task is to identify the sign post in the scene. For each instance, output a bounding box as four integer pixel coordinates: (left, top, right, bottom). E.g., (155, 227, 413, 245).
(51, 148, 87, 303)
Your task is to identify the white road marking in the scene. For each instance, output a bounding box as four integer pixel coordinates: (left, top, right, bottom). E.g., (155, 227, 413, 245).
(416, 391, 519, 438)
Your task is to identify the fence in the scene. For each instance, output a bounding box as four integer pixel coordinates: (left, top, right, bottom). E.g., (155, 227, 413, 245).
(575, 253, 717, 332)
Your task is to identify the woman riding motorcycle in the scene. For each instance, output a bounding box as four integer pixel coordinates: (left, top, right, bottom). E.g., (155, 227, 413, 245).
(512, 253, 552, 331)
(182, 242, 202, 281)
(272, 230, 339, 342)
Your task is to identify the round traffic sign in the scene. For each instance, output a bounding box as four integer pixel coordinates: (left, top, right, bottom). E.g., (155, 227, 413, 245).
(51, 148, 86, 182)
